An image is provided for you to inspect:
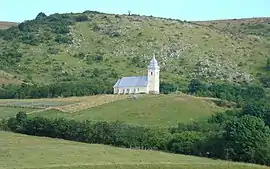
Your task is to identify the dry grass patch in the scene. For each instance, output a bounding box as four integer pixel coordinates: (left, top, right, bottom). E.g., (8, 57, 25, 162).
(0, 95, 129, 113)
(51, 94, 128, 113)
(0, 21, 18, 29)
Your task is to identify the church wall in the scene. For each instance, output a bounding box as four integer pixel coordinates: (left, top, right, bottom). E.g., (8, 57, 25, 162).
(113, 86, 148, 94)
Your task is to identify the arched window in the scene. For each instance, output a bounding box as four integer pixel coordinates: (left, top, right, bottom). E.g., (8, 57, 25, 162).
(150, 72, 153, 75)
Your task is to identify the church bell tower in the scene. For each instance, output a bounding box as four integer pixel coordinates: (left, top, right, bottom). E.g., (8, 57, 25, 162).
(147, 56, 160, 94)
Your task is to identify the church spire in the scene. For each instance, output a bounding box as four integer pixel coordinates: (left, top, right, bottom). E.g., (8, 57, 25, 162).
(148, 55, 159, 70)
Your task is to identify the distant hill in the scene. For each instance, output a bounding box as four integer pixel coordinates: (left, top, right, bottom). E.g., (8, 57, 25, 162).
(193, 17, 270, 36)
(0, 12, 269, 89)
(1, 131, 268, 169)
(0, 21, 18, 29)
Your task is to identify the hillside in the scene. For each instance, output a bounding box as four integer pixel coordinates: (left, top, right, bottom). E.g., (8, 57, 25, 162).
(0, 131, 267, 169)
(194, 17, 270, 37)
(28, 94, 225, 127)
(0, 11, 269, 89)
(0, 21, 18, 29)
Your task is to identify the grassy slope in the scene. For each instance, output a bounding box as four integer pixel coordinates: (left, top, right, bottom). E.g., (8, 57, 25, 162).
(0, 107, 36, 119)
(29, 94, 225, 127)
(1, 13, 269, 86)
(194, 17, 270, 36)
(0, 131, 267, 169)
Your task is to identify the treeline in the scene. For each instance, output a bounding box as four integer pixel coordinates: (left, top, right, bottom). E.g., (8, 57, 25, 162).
(0, 81, 177, 99)
(0, 80, 112, 99)
(2, 99, 270, 166)
(0, 76, 268, 102)
(187, 79, 267, 105)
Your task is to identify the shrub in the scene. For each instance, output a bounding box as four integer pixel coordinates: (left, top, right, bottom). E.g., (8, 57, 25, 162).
(160, 82, 177, 94)
(74, 14, 89, 22)
(167, 131, 205, 155)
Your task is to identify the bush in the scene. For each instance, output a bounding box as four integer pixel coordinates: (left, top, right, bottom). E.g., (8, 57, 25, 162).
(167, 131, 205, 155)
(160, 82, 177, 94)
(187, 79, 267, 104)
(74, 14, 89, 22)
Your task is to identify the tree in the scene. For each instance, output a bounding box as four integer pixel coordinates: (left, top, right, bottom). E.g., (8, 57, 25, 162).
(18, 22, 25, 31)
(188, 79, 206, 95)
(35, 12, 47, 20)
(167, 131, 205, 155)
(74, 14, 89, 22)
(16, 111, 27, 123)
(223, 115, 270, 165)
(265, 57, 270, 71)
(242, 100, 270, 126)
(15, 111, 28, 133)
(160, 82, 177, 94)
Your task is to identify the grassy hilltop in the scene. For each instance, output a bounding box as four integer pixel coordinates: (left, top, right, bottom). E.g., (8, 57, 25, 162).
(0, 12, 269, 87)
(0, 131, 267, 169)
(0, 94, 225, 127)
(28, 94, 225, 127)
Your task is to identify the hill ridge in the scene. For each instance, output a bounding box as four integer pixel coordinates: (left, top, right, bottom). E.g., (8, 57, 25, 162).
(0, 11, 269, 90)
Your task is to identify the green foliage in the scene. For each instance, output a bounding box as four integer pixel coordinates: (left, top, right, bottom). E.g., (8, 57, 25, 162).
(0, 80, 112, 99)
(187, 79, 267, 104)
(188, 79, 207, 95)
(35, 12, 47, 20)
(0, 119, 9, 131)
(241, 100, 270, 126)
(74, 14, 89, 22)
(223, 115, 270, 164)
(7, 115, 169, 151)
(167, 131, 205, 155)
(160, 82, 178, 94)
(0, 47, 23, 69)
(0, 12, 75, 46)
(265, 58, 270, 71)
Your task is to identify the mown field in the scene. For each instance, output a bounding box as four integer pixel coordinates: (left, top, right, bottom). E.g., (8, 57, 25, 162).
(27, 94, 225, 127)
(0, 131, 267, 169)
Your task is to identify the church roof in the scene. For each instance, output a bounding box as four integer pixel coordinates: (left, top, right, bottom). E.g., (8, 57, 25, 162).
(113, 76, 148, 88)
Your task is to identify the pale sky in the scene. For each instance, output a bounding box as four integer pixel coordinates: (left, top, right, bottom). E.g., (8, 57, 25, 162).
(1, 0, 269, 22)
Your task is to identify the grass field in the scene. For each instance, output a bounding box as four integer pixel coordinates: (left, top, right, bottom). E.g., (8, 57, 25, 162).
(0, 107, 37, 119)
(28, 94, 225, 127)
(0, 131, 267, 169)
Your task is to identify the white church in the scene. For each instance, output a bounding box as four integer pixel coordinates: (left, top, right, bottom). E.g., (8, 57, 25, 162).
(113, 56, 160, 94)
